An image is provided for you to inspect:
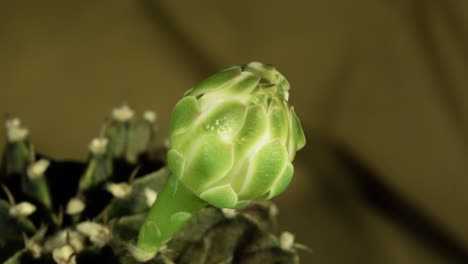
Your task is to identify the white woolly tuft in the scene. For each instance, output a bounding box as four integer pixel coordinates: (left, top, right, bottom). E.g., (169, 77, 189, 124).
(89, 137, 108, 154)
(7, 126, 29, 142)
(143, 110, 157, 123)
(112, 104, 134, 121)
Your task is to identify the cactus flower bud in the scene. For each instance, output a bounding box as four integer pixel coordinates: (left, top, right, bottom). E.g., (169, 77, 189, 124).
(137, 62, 305, 255)
(9, 201, 36, 218)
(27, 159, 50, 180)
(66, 197, 86, 215)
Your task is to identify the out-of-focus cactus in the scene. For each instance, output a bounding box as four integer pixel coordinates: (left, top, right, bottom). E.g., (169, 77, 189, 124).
(1, 100, 303, 263)
(137, 62, 306, 258)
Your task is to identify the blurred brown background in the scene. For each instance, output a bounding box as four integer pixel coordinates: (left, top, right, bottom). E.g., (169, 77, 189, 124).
(1, 1, 468, 263)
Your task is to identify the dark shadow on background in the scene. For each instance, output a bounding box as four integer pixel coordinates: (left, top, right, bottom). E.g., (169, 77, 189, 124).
(309, 133, 468, 263)
(139, 0, 220, 76)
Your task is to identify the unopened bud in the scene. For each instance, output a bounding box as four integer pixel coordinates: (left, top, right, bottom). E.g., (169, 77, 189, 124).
(9, 201, 36, 218)
(106, 182, 132, 199)
(66, 198, 85, 215)
(27, 159, 50, 180)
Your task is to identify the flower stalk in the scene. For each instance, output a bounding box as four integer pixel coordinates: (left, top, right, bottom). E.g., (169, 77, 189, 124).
(137, 174, 206, 254)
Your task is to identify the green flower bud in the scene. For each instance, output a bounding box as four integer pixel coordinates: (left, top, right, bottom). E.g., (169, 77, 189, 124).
(137, 62, 305, 256)
(168, 62, 305, 208)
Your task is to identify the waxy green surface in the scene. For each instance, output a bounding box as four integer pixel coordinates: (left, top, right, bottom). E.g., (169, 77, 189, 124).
(169, 62, 306, 208)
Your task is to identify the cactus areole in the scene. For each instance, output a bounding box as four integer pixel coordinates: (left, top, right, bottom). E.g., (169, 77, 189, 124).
(137, 62, 306, 257)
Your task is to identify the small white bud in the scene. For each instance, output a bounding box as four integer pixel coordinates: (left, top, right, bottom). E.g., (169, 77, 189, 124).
(222, 208, 238, 219)
(9, 201, 36, 218)
(112, 104, 134, 121)
(89, 137, 108, 154)
(5, 118, 21, 129)
(52, 245, 76, 264)
(66, 198, 85, 215)
(144, 187, 158, 207)
(27, 159, 50, 180)
(106, 182, 132, 199)
(143, 110, 157, 123)
(7, 126, 29, 142)
(280, 231, 295, 251)
(76, 221, 111, 247)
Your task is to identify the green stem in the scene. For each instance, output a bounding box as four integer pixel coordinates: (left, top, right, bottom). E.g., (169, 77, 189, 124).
(35, 177, 52, 209)
(137, 173, 207, 254)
